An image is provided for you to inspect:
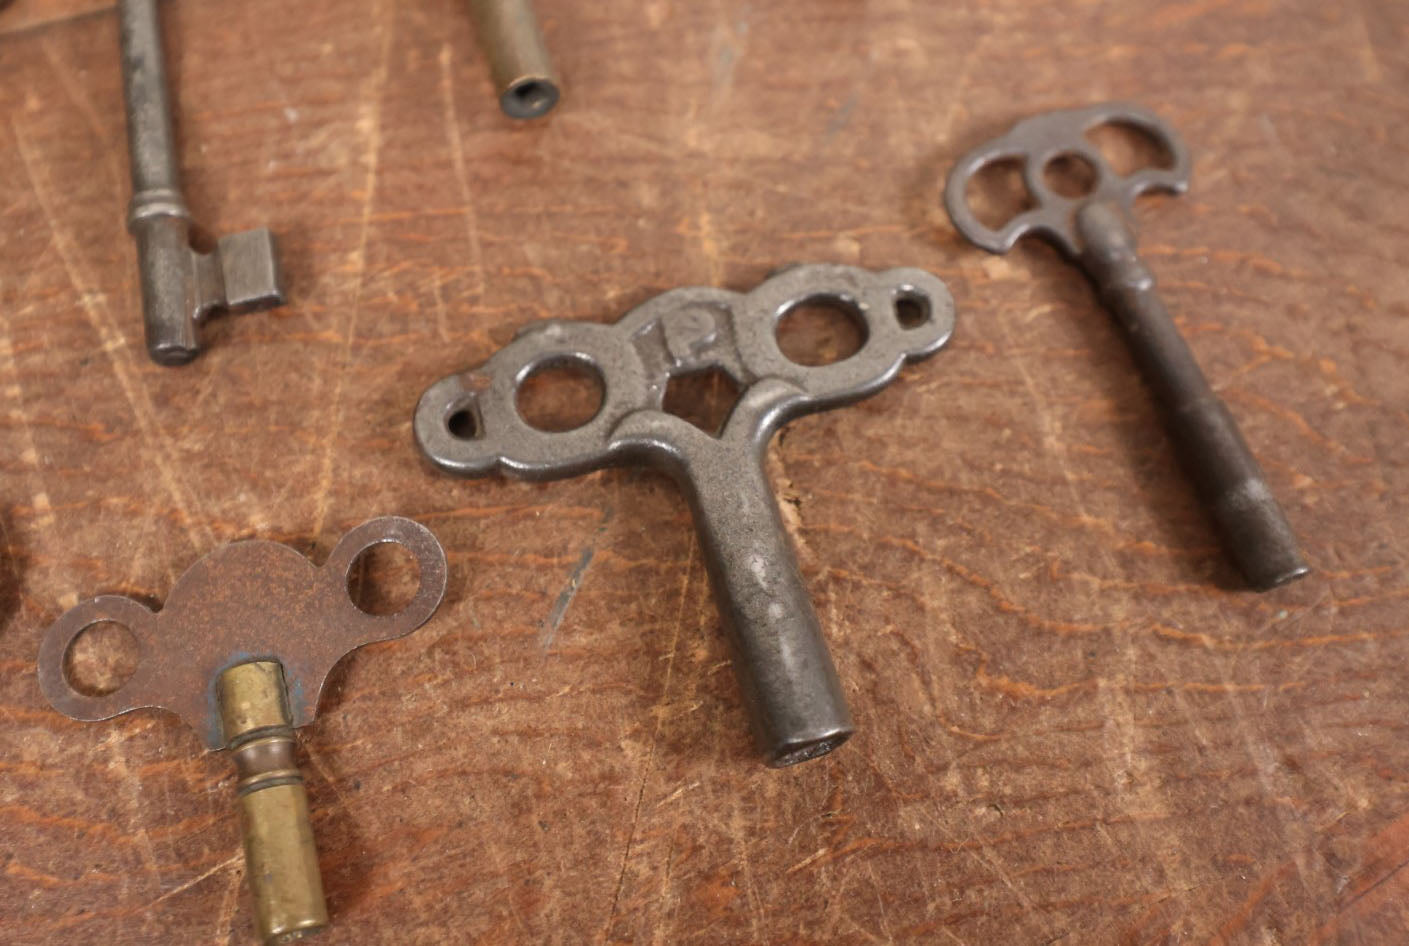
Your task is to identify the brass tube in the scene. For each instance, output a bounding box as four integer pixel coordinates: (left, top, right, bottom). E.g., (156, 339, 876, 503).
(218, 661, 329, 945)
(468, 0, 560, 119)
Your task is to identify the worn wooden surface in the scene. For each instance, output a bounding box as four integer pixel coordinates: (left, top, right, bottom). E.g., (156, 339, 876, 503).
(2, 0, 1408, 942)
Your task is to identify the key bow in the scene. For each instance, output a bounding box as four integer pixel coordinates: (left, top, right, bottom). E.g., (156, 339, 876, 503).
(944, 102, 1192, 258)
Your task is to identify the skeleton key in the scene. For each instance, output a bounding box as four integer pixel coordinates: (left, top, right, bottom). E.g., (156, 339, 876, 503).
(416, 264, 955, 766)
(120, 0, 285, 365)
(944, 103, 1308, 591)
(38, 517, 447, 945)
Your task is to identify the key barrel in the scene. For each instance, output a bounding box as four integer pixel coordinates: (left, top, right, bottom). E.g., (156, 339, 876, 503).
(218, 661, 329, 946)
(121, 0, 197, 364)
(681, 438, 853, 767)
(1076, 202, 1308, 590)
(468, 0, 560, 118)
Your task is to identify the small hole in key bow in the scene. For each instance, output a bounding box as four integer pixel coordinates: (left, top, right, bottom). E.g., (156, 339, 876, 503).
(1085, 120, 1175, 176)
(663, 367, 741, 436)
(516, 358, 605, 432)
(347, 541, 422, 616)
(964, 157, 1035, 230)
(895, 292, 931, 329)
(445, 401, 480, 440)
(63, 621, 139, 697)
(1042, 153, 1099, 198)
(776, 296, 867, 366)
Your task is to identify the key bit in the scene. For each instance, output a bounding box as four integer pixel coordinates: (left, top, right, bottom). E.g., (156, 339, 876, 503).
(37, 517, 448, 945)
(120, 0, 286, 365)
(944, 102, 1308, 591)
(468, 0, 561, 119)
(416, 263, 955, 766)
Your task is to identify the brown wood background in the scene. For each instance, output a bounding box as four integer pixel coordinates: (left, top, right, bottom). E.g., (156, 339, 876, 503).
(2, 0, 1408, 943)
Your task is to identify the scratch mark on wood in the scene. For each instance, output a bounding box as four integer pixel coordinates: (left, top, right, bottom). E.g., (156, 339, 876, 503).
(437, 42, 487, 312)
(602, 538, 696, 941)
(9, 117, 210, 554)
(147, 853, 241, 908)
(310, 0, 394, 542)
(540, 507, 614, 649)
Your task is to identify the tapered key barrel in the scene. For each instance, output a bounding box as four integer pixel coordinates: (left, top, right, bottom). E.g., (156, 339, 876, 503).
(944, 102, 1307, 590)
(679, 422, 852, 766)
(1076, 202, 1306, 589)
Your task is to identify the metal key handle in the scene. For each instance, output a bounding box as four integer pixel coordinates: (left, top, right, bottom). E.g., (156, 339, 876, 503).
(944, 103, 1308, 590)
(121, 0, 285, 364)
(38, 517, 448, 945)
(416, 263, 955, 766)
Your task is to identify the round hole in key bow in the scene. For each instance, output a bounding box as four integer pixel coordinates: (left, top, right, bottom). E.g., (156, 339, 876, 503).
(894, 292, 931, 329)
(63, 620, 140, 696)
(1042, 152, 1099, 198)
(1085, 120, 1175, 176)
(776, 296, 867, 366)
(347, 541, 422, 616)
(964, 156, 1035, 230)
(515, 357, 606, 432)
(445, 400, 480, 440)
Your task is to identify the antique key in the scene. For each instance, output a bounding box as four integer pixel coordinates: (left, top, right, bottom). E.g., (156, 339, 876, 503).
(120, 0, 285, 364)
(38, 517, 447, 944)
(945, 103, 1308, 590)
(468, 0, 560, 119)
(416, 264, 954, 766)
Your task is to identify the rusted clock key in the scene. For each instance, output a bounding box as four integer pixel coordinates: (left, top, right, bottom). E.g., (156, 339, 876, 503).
(120, 0, 286, 364)
(945, 102, 1308, 590)
(37, 517, 448, 945)
(416, 263, 955, 766)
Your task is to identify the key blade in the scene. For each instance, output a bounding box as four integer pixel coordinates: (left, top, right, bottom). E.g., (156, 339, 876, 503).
(218, 228, 286, 312)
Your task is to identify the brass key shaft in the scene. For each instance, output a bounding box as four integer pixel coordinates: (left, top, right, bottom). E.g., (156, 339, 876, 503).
(218, 661, 328, 945)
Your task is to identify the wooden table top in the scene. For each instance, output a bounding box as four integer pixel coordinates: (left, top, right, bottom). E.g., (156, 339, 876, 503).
(2, 0, 1407, 943)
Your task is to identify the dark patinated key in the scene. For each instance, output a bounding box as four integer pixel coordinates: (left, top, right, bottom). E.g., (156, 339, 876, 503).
(120, 0, 286, 364)
(415, 264, 955, 766)
(945, 102, 1308, 591)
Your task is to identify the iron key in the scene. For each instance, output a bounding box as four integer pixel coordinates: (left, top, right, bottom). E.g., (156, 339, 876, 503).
(415, 264, 956, 766)
(120, 0, 285, 365)
(945, 103, 1308, 591)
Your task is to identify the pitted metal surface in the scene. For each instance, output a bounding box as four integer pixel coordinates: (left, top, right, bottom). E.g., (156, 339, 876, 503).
(416, 263, 955, 765)
(944, 103, 1307, 590)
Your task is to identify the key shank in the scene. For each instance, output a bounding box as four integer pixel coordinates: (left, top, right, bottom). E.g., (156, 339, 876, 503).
(678, 440, 853, 767)
(1076, 202, 1308, 590)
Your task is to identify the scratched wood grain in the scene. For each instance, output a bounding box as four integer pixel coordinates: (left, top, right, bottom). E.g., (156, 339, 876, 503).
(1, 0, 1407, 942)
